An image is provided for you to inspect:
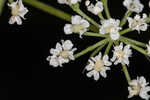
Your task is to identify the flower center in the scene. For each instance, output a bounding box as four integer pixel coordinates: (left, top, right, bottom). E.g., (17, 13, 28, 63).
(60, 51, 69, 58)
(11, 5, 19, 16)
(129, 3, 135, 9)
(131, 20, 144, 28)
(72, 24, 85, 33)
(131, 83, 141, 95)
(117, 50, 125, 59)
(105, 26, 115, 33)
(93, 60, 104, 72)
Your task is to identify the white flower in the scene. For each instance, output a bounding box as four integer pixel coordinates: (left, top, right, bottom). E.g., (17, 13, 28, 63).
(99, 18, 122, 40)
(57, 0, 81, 5)
(149, 0, 150, 8)
(86, 0, 104, 15)
(127, 14, 148, 33)
(64, 15, 90, 38)
(128, 76, 150, 100)
(123, 0, 144, 13)
(46, 40, 77, 67)
(146, 41, 150, 55)
(8, 0, 28, 25)
(85, 52, 112, 81)
(111, 42, 132, 65)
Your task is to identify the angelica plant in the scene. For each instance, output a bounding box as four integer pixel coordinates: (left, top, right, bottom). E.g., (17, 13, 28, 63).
(1, 0, 150, 99)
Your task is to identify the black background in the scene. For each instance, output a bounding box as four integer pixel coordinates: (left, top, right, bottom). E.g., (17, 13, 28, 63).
(0, 0, 150, 100)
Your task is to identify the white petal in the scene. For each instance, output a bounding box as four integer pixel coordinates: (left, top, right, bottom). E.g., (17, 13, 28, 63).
(64, 24, 73, 35)
(9, 16, 16, 24)
(100, 70, 107, 78)
(93, 71, 100, 81)
(63, 40, 73, 50)
(50, 48, 60, 56)
(15, 16, 22, 25)
(56, 43, 62, 51)
(50, 56, 59, 67)
(87, 70, 94, 78)
(72, 15, 82, 25)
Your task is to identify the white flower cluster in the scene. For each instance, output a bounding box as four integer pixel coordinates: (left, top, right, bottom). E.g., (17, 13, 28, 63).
(46, 40, 77, 67)
(57, 0, 81, 5)
(46, 0, 150, 99)
(85, 0, 104, 15)
(85, 42, 132, 81)
(127, 14, 148, 33)
(64, 15, 90, 38)
(111, 42, 132, 66)
(128, 76, 150, 100)
(99, 18, 122, 40)
(85, 52, 112, 81)
(8, 0, 28, 25)
(123, 0, 144, 13)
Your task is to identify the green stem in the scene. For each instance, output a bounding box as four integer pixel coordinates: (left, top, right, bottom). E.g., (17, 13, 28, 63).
(120, 10, 132, 27)
(120, 28, 132, 35)
(24, 0, 72, 22)
(120, 39, 148, 56)
(98, 13, 105, 20)
(0, 0, 6, 15)
(101, 0, 111, 19)
(90, 43, 107, 57)
(120, 36, 147, 48)
(104, 41, 113, 55)
(71, 3, 100, 28)
(146, 14, 150, 23)
(121, 64, 131, 84)
(74, 39, 109, 59)
(24, 0, 98, 32)
(8, 0, 13, 3)
(82, 32, 107, 38)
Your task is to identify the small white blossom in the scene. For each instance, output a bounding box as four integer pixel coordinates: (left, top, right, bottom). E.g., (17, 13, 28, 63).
(85, 0, 90, 6)
(146, 41, 150, 55)
(57, 0, 81, 5)
(8, 0, 28, 25)
(128, 76, 150, 100)
(111, 42, 132, 65)
(123, 0, 144, 13)
(86, 0, 104, 15)
(99, 18, 122, 40)
(85, 52, 112, 81)
(46, 40, 77, 67)
(127, 14, 148, 33)
(64, 15, 90, 38)
(149, 0, 150, 8)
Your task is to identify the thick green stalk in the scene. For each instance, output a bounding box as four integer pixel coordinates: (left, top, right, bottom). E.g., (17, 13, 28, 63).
(104, 40, 113, 55)
(0, 0, 6, 15)
(71, 3, 100, 28)
(24, 0, 72, 22)
(90, 43, 107, 57)
(24, 0, 98, 32)
(120, 28, 132, 35)
(121, 64, 131, 84)
(101, 0, 111, 19)
(120, 10, 132, 27)
(120, 36, 147, 48)
(120, 39, 148, 56)
(74, 39, 109, 59)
